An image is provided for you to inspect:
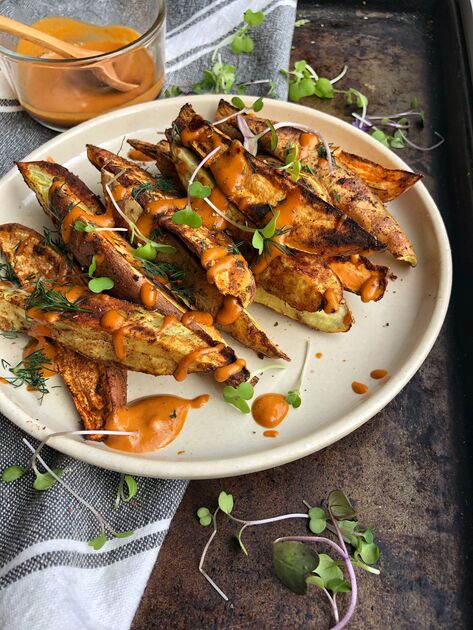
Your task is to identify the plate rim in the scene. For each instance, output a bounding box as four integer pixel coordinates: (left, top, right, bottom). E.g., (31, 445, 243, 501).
(0, 94, 452, 479)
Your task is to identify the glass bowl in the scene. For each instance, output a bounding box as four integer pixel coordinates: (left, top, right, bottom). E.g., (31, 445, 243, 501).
(0, 0, 166, 131)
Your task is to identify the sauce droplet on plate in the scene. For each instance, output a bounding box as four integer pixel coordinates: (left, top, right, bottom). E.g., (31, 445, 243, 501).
(263, 430, 279, 438)
(105, 394, 209, 453)
(352, 381, 369, 394)
(251, 393, 289, 428)
(370, 369, 389, 379)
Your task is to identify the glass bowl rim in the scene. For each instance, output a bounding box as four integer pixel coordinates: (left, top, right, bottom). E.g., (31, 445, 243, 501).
(0, 1, 165, 65)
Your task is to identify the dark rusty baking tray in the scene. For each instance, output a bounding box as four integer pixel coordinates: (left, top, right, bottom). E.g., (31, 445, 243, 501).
(133, 1, 473, 627)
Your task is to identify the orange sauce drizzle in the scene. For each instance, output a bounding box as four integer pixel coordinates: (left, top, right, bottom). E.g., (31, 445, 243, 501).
(127, 149, 154, 162)
(352, 381, 369, 394)
(112, 185, 128, 202)
(26, 307, 60, 324)
(174, 343, 225, 382)
(343, 311, 352, 327)
(140, 282, 158, 308)
(214, 358, 246, 383)
(360, 276, 382, 303)
(139, 198, 187, 238)
(112, 326, 129, 361)
(263, 430, 279, 438)
(105, 394, 209, 453)
(323, 288, 340, 314)
(370, 369, 389, 379)
(100, 309, 126, 331)
(299, 132, 318, 160)
(0, 377, 8, 385)
(181, 311, 214, 327)
(252, 189, 302, 275)
(206, 255, 238, 283)
(315, 352, 323, 359)
(200, 246, 228, 267)
(215, 296, 243, 325)
(251, 393, 289, 428)
(60, 205, 114, 243)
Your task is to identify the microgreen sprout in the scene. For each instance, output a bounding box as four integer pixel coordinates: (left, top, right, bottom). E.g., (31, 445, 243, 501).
(2, 432, 138, 549)
(74, 220, 127, 234)
(172, 146, 222, 229)
(286, 339, 311, 408)
(115, 473, 138, 509)
(281, 60, 348, 103)
(295, 18, 310, 28)
(214, 97, 264, 128)
(222, 364, 286, 413)
(87, 255, 115, 294)
(196, 489, 380, 628)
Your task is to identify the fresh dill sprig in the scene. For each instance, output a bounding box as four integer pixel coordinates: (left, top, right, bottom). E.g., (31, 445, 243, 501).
(26, 279, 92, 314)
(138, 258, 194, 304)
(42, 227, 74, 267)
(0, 260, 17, 283)
(1, 350, 52, 400)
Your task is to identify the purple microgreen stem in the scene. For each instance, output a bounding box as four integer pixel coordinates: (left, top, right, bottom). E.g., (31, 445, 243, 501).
(329, 65, 348, 85)
(397, 130, 444, 151)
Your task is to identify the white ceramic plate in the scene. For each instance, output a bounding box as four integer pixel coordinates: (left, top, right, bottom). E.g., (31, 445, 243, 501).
(0, 95, 451, 479)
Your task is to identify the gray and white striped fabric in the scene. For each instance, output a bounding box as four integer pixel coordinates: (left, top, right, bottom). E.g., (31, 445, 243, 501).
(0, 1, 296, 629)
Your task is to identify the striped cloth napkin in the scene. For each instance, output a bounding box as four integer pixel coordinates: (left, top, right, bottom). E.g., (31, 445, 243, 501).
(0, 1, 296, 629)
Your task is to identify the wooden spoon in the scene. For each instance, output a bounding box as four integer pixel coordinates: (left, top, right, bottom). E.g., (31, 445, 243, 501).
(0, 15, 138, 92)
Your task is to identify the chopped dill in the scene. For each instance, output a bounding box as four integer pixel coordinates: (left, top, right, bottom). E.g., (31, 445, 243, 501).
(227, 241, 245, 255)
(0, 260, 18, 283)
(155, 174, 177, 193)
(138, 258, 194, 304)
(1, 349, 52, 400)
(42, 227, 74, 267)
(0, 330, 20, 339)
(25, 279, 92, 314)
(301, 164, 316, 176)
(131, 182, 155, 199)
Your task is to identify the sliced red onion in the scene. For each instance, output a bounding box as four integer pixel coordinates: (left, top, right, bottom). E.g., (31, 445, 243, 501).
(237, 114, 259, 156)
(366, 110, 422, 121)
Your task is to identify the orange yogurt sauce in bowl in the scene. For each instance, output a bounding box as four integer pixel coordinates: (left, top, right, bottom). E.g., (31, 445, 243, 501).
(15, 17, 163, 128)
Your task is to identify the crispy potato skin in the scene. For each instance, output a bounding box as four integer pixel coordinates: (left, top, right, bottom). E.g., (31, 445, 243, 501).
(335, 151, 421, 202)
(87, 144, 256, 308)
(216, 99, 421, 202)
(173, 105, 382, 258)
(256, 252, 343, 313)
(215, 100, 417, 266)
(0, 223, 127, 437)
(0, 286, 248, 382)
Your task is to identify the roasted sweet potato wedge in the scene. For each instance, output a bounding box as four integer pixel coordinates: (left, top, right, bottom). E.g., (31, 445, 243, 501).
(0, 222, 126, 436)
(86, 144, 256, 308)
(172, 104, 382, 259)
(216, 99, 421, 202)
(214, 100, 416, 266)
(0, 285, 247, 382)
(334, 151, 421, 203)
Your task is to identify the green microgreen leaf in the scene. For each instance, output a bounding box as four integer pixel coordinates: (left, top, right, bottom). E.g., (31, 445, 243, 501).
(252, 230, 264, 255)
(172, 207, 203, 228)
(328, 490, 356, 519)
(123, 475, 138, 501)
(371, 129, 390, 147)
(88, 255, 97, 278)
(308, 507, 327, 534)
(33, 468, 63, 491)
(189, 181, 211, 198)
(131, 241, 176, 260)
(314, 77, 334, 99)
(286, 390, 302, 409)
(252, 97, 264, 112)
(223, 381, 254, 413)
(218, 491, 234, 514)
(74, 220, 95, 233)
(295, 18, 310, 27)
(261, 210, 279, 239)
(306, 574, 325, 588)
(267, 120, 278, 151)
(314, 553, 344, 585)
(88, 277, 114, 294)
(2, 465, 28, 482)
(273, 540, 319, 595)
(197, 506, 212, 527)
(244, 9, 265, 26)
(338, 519, 357, 539)
(326, 578, 352, 593)
(114, 530, 134, 539)
(358, 542, 380, 565)
(232, 34, 254, 54)
(88, 532, 107, 550)
(231, 96, 246, 110)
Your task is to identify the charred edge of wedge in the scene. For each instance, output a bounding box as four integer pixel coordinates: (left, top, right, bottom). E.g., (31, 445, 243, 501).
(0, 286, 250, 385)
(16, 161, 104, 224)
(254, 287, 353, 333)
